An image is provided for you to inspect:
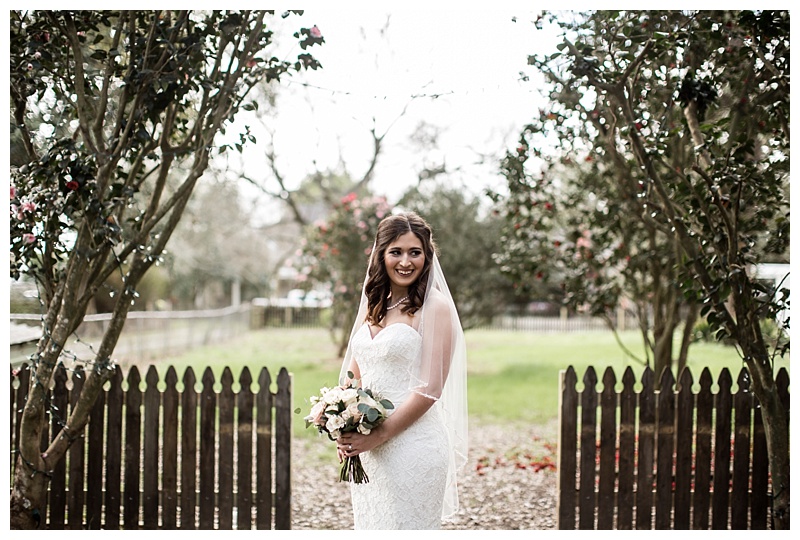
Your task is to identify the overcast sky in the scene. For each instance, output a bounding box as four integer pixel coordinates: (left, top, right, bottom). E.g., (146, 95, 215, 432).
(231, 7, 562, 212)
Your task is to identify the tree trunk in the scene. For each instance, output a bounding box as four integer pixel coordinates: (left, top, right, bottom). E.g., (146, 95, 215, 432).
(676, 302, 699, 375)
(758, 388, 790, 529)
(9, 463, 51, 529)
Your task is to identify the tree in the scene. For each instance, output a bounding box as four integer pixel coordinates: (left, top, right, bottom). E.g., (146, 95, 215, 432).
(165, 178, 281, 309)
(503, 10, 789, 527)
(9, 10, 323, 528)
(294, 191, 392, 356)
(493, 140, 701, 376)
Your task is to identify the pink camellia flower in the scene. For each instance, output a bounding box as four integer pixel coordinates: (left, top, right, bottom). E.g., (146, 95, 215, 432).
(309, 25, 322, 38)
(21, 201, 36, 213)
(22, 233, 36, 244)
(10, 185, 16, 199)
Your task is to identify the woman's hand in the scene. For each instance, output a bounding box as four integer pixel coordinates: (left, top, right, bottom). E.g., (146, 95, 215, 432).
(337, 428, 387, 460)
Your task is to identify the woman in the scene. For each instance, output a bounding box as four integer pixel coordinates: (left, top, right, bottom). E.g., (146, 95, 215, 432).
(337, 212, 468, 530)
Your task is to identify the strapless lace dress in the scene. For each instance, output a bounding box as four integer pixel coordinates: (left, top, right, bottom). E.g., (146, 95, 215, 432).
(348, 322, 449, 530)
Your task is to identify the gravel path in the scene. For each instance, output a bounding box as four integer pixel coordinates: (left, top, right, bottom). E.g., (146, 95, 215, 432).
(291, 419, 560, 530)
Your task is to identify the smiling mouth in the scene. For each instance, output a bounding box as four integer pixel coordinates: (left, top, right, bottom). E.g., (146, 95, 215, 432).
(397, 269, 413, 277)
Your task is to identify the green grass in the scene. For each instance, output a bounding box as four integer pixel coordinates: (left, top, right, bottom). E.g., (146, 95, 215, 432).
(141, 327, 788, 439)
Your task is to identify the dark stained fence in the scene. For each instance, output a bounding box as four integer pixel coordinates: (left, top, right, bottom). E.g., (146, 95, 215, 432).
(557, 365, 790, 530)
(9, 363, 293, 530)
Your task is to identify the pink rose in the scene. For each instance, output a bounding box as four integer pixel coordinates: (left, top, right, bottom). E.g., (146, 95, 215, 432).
(21, 201, 36, 213)
(22, 233, 36, 244)
(10, 185, 16, 199)
(309, 25, 322, 38)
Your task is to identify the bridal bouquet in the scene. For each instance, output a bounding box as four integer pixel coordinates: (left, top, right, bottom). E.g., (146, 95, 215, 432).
(304, 372, 394, 483)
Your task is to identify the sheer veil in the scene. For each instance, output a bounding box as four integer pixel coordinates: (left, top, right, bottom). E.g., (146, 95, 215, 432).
(339, 251, 469, 519)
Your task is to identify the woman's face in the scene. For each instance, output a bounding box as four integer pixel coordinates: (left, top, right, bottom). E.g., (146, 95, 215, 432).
(383, 231, 425, 290)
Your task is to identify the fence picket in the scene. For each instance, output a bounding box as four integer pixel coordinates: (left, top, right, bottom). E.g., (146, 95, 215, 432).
(557, 367, 578, 529)
(275, 367, 293, 530)
(218, 367, 235, 530)
(162, 367, 179, 529)
(711, 369, 732, 529)
(654, 368, 676, 530)
(597, 367, 617, 529)
(199, 368, 216, 529)
(256, 367, 274, 529)
(578, 366, 598, 530)
(237, 368, 254, 531)
(731, 369, 752, 529)
(67, 366, 86, 530)
(674, 368, 694, 529)
(750, 392, 768, 529)
(86, 383, 106, 529)
(616, 367, 636, 530)
(692, 368, 713, 529)
(635, 367, 655, 530)
(124, 366, 142, 529)
(143, 366, 161, 529)
(180, 367, 198, 529)
(49, 364, 68, 529)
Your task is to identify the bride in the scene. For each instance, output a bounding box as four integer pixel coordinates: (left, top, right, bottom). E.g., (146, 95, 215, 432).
(336, 211, 468, 530)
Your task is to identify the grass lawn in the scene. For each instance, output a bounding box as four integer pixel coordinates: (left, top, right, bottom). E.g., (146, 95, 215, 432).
(146, 327, 788, 439)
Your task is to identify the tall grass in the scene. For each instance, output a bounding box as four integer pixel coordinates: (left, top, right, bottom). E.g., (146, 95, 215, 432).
(144, 327, 787, 439)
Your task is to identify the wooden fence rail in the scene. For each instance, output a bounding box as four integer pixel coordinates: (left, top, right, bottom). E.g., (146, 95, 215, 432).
(558, 365, 790, 530)
(10, 363, 293, 530)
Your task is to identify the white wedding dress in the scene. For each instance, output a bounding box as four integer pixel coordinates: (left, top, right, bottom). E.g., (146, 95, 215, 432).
(348, 322, 449, 530)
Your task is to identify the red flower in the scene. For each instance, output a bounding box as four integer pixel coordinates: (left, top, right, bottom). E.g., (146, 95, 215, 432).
(66, 180, 79, 191)
(544, 202, 553, 211)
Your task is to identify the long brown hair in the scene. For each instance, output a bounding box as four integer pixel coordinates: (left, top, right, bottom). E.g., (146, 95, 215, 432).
(364, 212, 437, 325)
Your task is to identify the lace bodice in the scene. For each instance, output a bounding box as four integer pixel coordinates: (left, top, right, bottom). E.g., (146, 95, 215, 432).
(350, 323, 422, 407)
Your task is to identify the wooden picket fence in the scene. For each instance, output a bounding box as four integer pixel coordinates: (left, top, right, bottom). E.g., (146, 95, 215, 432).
(9, 363, 293, 529)
(557, 365, 790, 530)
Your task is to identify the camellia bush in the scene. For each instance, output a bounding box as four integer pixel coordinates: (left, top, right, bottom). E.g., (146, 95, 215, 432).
(9, 10, 323, 529)
(294, 192, 391, 356)
(496, 10, 789, 527)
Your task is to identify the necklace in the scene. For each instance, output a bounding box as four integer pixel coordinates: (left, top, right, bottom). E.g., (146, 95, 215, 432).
(386, 295, 409, 311)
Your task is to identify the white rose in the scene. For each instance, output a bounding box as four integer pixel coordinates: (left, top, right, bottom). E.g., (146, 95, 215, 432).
(323, 387, 342, 405)
(326, 414, 345, 433)
(340, 388, 358, 405)
(357, 424, 372, 435)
